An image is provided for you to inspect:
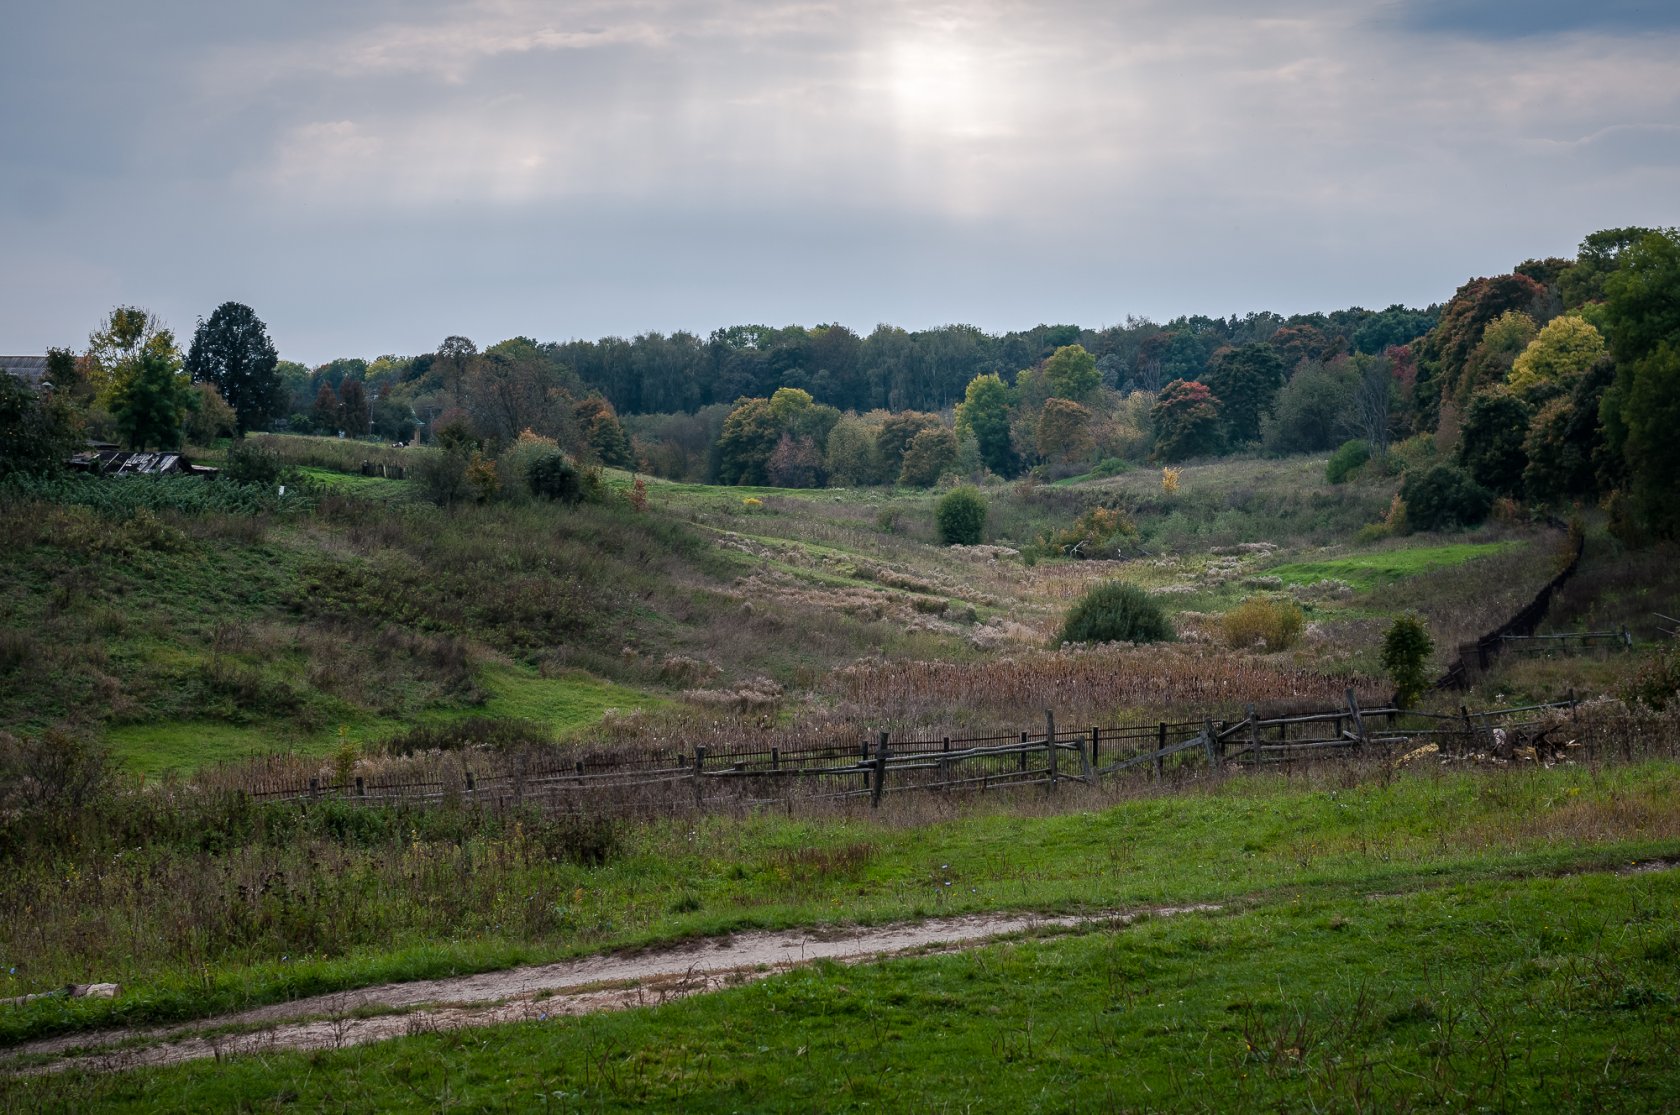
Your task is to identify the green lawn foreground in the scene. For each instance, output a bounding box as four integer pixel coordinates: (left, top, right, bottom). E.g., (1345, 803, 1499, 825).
(14, 866, 1679, 1112)
(4, 761, 1678, 1058)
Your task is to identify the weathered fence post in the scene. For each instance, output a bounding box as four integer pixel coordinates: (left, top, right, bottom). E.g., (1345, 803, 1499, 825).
(1203, 717, 1221, 772)
(308, 776, 319, 801)
(771, 747, 779, 772)
(1087, 727, 1099, 782)
(354, 775, 365, 799)
(693, 745, 707, 806)
(1346, 688, 1368, 750)
(1246, 703, 1259, 765)
(871, 731, 889, 808)
(1019, 730, 1029, 772)
(465, 770, 475, 802)
(1045, 710, 1059, 788)
(1155, 722, 1167, 780)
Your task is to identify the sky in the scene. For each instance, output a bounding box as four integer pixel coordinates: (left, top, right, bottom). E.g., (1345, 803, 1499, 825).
(3, 0, 1677, 366)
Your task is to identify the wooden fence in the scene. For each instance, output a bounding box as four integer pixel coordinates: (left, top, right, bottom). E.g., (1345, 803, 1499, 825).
(231, 692, 1582, 814)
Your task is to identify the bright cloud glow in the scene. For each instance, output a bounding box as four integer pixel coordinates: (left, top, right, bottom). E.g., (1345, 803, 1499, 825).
(1, 1, 1677, 362)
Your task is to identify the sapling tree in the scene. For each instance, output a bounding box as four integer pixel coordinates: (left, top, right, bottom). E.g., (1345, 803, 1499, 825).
(1381, 614, 1434, 707)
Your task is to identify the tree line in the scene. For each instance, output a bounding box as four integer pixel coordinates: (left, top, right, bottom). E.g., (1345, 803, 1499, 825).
(4, 226, 1676, 542)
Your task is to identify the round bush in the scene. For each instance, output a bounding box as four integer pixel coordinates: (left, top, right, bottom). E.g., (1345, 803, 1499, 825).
(1058, 581, 1174, 646)
(1325, 439, 1370, 484)
(223, 440, 282, 488)
(935, 486, 987, 545)
(1222, 596, 1305, 651)
(1400, 463, 1492, 531)
(526, 451, 582, 503)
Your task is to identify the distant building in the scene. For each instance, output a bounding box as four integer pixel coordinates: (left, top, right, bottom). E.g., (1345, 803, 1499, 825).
(0, 355, 48, 388)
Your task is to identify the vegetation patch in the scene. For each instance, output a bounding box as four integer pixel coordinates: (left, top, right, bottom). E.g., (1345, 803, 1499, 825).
(1265, 540, 1522, 591)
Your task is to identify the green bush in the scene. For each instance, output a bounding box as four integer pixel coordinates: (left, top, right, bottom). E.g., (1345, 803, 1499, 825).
(1381, 614, 1434, 707)
(1325, 439, 1370, 484)
(223, 440, 282, 488)
(935, 487, 987, 545)
(1057, 581, 1174, 646)
(526, 451, 582, 503)
(1400, 464, 1492, 531)
(1222, 596, 1305, 651)
(414, 447, 471, 506)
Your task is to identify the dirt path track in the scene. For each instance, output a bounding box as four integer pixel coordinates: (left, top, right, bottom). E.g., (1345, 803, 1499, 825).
(3, 904, 1220, 1076)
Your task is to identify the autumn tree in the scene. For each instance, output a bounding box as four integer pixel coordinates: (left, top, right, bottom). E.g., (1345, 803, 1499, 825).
(183, 302, 281, 434)
(1413, 273, 1546, 429)
(766, 433, 824, 488)
(575, 395, 635, 468)
(1034, 398, 1094, 473)
(1523, 355, 1614, 504)
(898, 425, 959, 487)
(876, 411, 943, 482)
(1454, 310, 1537, 407)
(716, 397, 780, 485)
(311, 382, 342, 432)
(85, 306, 179, 405)
(1507, 313, 1605, 403)
(823, 414, 880, 487)
(1151, 379, 1223, 461)
(183, 383, 238, 444)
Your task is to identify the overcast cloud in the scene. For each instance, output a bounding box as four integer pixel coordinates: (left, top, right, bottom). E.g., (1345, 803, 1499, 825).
(3, 0, 1676, 364)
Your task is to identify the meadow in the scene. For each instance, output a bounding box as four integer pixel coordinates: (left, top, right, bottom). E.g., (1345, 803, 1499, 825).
(4, 436, 1679, 1106)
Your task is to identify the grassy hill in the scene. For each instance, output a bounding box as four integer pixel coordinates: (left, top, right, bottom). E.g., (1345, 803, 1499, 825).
(4, 441, 1679, 1107)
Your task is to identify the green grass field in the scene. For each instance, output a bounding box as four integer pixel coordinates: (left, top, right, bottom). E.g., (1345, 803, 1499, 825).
(27, 869, 1676, 1112)
(1264, 541, 1523, 590)
(6, 761, 1678, 1109)
(4, 759, 1678, 1051)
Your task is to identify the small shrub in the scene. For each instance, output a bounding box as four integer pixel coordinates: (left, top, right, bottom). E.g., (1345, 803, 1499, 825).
(1621, 645, 1680, 711)
(935, 487, 987, 545)
(466, 450, 500, 503)
(527, 451, 583, 503)
(1057, 581, 1174, 646)
(1036, 505, 1135, 559)
(414, 447, 471, 506)
(1381, 614, 1434, 707)
(1161, 467, 1181, 494)
(1326, 439, 1370, 484)
(224, 439, 283, 488)
(1400, 464, 1492, 531)
(1223, 596, 1305, 651)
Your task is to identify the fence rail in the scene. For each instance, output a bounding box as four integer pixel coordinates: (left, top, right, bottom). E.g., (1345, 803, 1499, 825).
(226, 692, 1584, 813)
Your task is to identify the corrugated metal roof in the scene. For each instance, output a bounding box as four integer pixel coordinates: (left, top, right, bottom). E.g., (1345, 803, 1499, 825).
(0, 355, 48, 384)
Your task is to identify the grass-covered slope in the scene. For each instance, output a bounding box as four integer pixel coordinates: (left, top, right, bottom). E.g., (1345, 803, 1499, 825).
(5, 759, 1679, 1109)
